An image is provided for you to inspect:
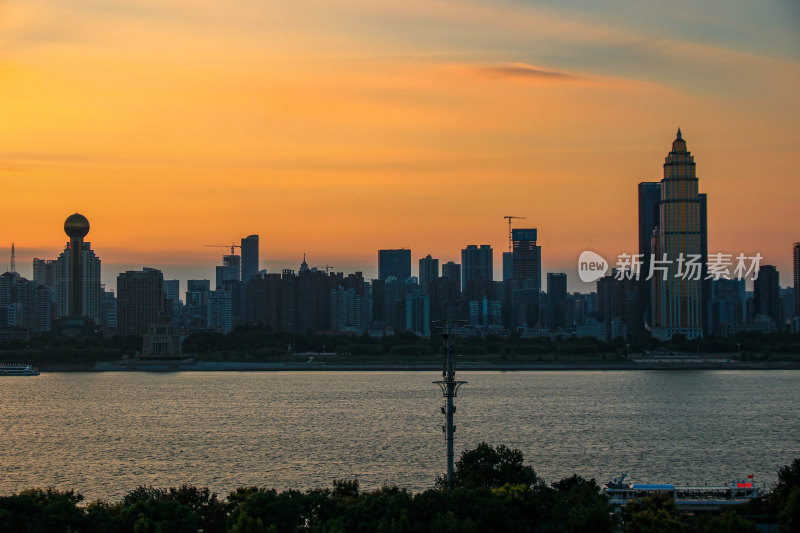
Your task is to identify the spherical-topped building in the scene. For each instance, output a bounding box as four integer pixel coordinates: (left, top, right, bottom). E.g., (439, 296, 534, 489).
(63, 213, 90, 317)
(64, 213, 90, 239)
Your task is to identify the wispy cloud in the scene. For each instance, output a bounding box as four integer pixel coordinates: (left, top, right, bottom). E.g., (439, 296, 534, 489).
(470, 62, 575, 81)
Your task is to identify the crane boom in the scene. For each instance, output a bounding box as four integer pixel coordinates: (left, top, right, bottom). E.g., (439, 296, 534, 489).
(206, 243, 242, 255)
(503, 216, 527, 252)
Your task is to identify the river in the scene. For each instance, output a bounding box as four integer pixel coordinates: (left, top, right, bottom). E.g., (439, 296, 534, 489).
(1, 370, 798, 501)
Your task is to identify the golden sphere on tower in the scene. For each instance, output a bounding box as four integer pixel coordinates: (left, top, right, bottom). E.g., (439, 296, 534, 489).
(64, 213, 90, 238)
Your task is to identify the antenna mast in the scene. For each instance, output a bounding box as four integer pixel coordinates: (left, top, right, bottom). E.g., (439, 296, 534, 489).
(433, 322, 467, 489)
(10, 243, 15, 273)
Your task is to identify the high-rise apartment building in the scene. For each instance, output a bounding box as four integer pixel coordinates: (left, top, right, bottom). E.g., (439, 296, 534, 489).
(207, 288, 233, 334)
(101, 289, 117, 332)
(462, 244, 493, 299)
(55, 242, 102, 323)
(708, 278, 745, 336)
(33, 258, 57, 288)
(638, 182, 660, 326)
(418, 255, 439, 295)
(31, 284, 52, 333)
(794, 242, 800, 318)
(163, 280, 180, 301)
(441, 262, 461, 288)
(651, 130, 706, 340)
(330, 286, 364, 333)
(547, 273, 567, 330)
(754, 265, 781, 328)
(162, 279, 181, 324)
(241, 235, 259, 282)
(638, 183, 661, 266)
(378, 249, 411, 280)
(185, 279, 210, 328)
(502, 252, 513, 282)
(117, 268, 164, 336)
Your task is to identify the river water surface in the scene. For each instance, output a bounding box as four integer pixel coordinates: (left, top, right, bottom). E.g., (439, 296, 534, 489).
(1, 370, 798, 501)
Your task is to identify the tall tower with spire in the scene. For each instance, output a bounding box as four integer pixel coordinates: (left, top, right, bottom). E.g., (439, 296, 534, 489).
(651, 129, 705, 340)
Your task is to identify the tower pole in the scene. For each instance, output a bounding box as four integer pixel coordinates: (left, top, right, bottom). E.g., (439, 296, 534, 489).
(434, 326, 466, 489)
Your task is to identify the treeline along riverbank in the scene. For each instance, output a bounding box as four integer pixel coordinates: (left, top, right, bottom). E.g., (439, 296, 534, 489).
(3, 328, 800, 368)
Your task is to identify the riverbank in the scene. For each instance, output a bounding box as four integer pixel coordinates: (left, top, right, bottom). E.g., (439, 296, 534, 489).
(37, 359, 800, 372)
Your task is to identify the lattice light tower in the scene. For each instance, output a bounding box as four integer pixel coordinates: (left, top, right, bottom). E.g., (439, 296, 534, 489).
(433, 328, 467, 489)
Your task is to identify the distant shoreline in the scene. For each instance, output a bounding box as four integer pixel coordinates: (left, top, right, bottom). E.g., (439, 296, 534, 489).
(37, 360, 800, 372)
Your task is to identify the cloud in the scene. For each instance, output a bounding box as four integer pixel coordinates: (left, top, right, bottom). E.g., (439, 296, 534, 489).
(471, 62, 575, 81)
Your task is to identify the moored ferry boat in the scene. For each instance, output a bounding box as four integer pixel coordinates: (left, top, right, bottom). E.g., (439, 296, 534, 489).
(0, 363, 40, 376)
(603, 473, 761, 512)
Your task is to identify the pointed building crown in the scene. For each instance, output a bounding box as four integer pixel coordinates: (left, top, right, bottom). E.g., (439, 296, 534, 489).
(672, 128, 687, 153)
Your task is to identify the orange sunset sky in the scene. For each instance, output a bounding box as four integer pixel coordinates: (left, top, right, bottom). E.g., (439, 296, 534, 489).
(2, 0, 799, 291)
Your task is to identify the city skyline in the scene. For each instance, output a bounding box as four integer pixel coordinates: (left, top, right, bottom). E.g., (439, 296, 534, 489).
(5, 203, 800, 296)
(2, 2, 798, 291)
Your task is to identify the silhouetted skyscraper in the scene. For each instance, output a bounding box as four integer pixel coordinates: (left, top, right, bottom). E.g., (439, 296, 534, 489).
(462, 245, 492, 299)
(441, 262, 461, 287)
(216, 254, 240, 288)
(55, 219, 102, 324)
(33, 258, 57, 288)
(241, 235, 259, 282)
(652, 130, 705, 340)
(31, 284, 52, 333)
(512, 229, 541, 291)
(502, 252, 513, 282)
(163, 280, 180, 301)
(754, 265, 781, 328)
(638, 182, 661, 267)
(418, 255, 439, 295)
(63, 213, 89, 317)
(117, 268, 164, 336)
(185, 279, 210, 328)
(378, 249, 411, 280)
(208, 288, 233, 333)
(794, 242, 800, 318)
(330, 284, 365, 333)
(699, 192, 710, 334)
(709, 278, 745, 336)
(638, 181, 660, 326)
(547, 273, 567, 330)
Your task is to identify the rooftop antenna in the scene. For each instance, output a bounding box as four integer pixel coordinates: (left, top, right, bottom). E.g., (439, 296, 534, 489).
(433, 320, 467, 489)
(503, 216, 527, 252)
(10, 243, 15, 273)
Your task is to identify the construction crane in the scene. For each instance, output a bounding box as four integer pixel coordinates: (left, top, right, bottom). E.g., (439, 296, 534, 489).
(503, 216, 527, 252)
(321, 265, 334, 273)
(206, 243, 241, 255)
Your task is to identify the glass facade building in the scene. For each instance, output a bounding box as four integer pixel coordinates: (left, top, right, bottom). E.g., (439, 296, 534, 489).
(652, 130, 705, 340)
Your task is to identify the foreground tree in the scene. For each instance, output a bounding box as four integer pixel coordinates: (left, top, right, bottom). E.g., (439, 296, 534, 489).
(702, 511, 758, 533)
(624, 493, 684, 533)
(0, 488, 84, 533)
(551, 475, 617, 533)
(438, 442, 540, 490)
(773, 458, 800, 512)
(779, 486, 800, 533)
